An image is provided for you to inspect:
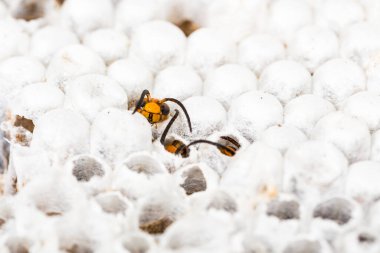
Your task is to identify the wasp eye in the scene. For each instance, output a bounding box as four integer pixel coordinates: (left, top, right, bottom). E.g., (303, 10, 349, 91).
(181, 147, 190, 158)
(161, 104, 170, 115)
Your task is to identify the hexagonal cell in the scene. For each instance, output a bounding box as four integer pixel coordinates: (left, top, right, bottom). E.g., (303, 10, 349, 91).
(95, 192, 128, 215)
(180, 167, 207, 195)
(207, 191, 237, 213)
(62, 244, 93, 253)
(12, 0, 45, 21)
(267, 200, 300, 220)
(122, 233, 151, 253)
(243, 235, 273, 253)
(71, 156, 105, 182)
(283, 239, 321, 253)
(313, 198, 352, 225)
(5, 236, 30, 253)
(123, 153, 166, 176)
(139, 203, 174, 234)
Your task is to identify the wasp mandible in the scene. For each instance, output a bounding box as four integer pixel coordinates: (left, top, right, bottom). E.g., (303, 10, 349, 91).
(160, 109, 235, 158)
(132, 90, 192, 132)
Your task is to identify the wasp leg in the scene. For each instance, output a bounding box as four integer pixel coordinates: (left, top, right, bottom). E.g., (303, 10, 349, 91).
(162, 98, 192, 133)
(160, 109, 180, 145)
(133, 89, 150, 114)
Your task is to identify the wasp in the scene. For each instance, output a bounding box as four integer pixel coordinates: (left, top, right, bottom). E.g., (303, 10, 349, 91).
(217, 136, 240, 157)
(132, 89, 192, 132)
(160, 109, 235, 158)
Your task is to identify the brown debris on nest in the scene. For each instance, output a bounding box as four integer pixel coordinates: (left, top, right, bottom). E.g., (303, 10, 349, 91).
(139, 204, 174, 234)
(12, 0, 45, 21)
(63, 244, 93, 253)
(2, 113, 34, 147)
(176, 20, 199, 37)
(14, 115, 34, 133)
(139, 216, 173, 234)
(56, 0, 65, 6)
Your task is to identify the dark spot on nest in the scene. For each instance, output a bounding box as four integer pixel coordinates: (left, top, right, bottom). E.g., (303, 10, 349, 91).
(358, 233, 376, 244)
(45, 211, 62, 217)
(313, 198, 352, 225)
(72, 156, 104, 182)
(14, 115, 34, 133)
(176, 20, 199, 37)
(64, 244, 93, 253)
(11, 176, 18, 194)
(283, 240, 321, 253)
(5, 237, 30, 253)
(180, 167, 207, 195)
(56, 0, 65, 5)
(139, 204, 174, 234)
(267, 200, 300, 220)
(0, 218, 5, 228)
(207, 191, 237, 213)
(139, 217, 173, 235)
(13, 1, 44, 21)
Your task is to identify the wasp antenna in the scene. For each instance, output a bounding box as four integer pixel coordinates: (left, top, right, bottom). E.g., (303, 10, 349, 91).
(160, 109, 180, 145)
(186, 139, 228, 150)
(132, 89, 150, 114)
(163, 98, 192, 133)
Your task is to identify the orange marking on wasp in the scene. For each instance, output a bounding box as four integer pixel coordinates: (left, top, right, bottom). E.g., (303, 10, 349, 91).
(160, 109, 238, 158)
(132, 90, 192, 131)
